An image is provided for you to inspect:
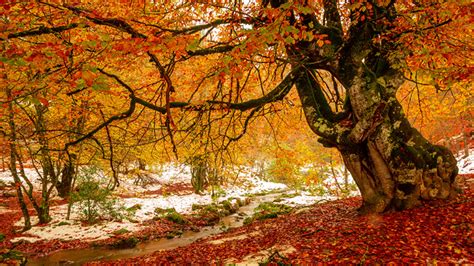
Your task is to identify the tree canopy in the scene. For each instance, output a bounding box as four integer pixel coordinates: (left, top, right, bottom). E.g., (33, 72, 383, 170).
(0, 0, 472, 218)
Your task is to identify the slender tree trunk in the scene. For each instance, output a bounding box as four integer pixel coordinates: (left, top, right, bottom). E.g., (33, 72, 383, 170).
(6, 88, 31, 230)
(32, 96, 53, 224)
(37, 203, 51, 224)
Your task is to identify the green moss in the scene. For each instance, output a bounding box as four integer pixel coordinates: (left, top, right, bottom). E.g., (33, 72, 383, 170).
(165, 230, 183, 239)
(191, 203, 205, 211)
(1, 250, 24, 261)
(154, 208, 187, 224)
(110, 237, 139, 249)
(278, 192, 300, 199)
(112, 228, 130, 235)
(126, 204, 142, 212)
(243, 217, 253, 225)
(256, 202, 292, 213)
(154, 207, 176, 215)
(244, 202, 293, 225)
(229, 197, 244, 207)
(165, 211, 187, 224)
(203, 204, 220, 213)
(220, 200, 233, 211)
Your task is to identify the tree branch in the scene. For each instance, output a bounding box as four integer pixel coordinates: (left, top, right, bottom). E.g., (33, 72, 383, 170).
(186, 45, 236, 57)
(2, 23, 88, 40)
(133, 18, 255, 36)
(64, 70, 137, 149)
(392, 19, 453, 39)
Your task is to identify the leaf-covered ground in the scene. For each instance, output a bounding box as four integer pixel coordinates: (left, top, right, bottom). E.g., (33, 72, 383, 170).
(90, 177, 473, 265)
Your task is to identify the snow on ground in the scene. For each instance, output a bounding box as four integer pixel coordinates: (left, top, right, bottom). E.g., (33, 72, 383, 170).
(12, 204, 141, 243)
(6, 165, 292, 244)
(279, 191, 338, 207)
(122, 194, 211, 221)
(116, 164, 192, 194)
(0, 168, 42, 189)
(121, 173, 289, 221)
(149, 163, 192, 184)
(457, 149, 474, 174)
(4, 163, 355, 244)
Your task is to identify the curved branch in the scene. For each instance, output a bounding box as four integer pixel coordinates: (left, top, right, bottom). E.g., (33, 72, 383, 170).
(64, 71, 136, 149)
(130, 69, 296, 113)
(64, 5, 146, 38)
(65, 100, 135, 149)
(63, 64, 296, 149)
(295, 68, 351, 145)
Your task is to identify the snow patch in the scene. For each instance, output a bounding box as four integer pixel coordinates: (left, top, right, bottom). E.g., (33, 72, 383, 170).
(279, 191, 338, 207)
(0, 168, 42, 188)
(457, 149, 474, 174)
(122, 194, 212, 221)
(12, 204, 141, 243)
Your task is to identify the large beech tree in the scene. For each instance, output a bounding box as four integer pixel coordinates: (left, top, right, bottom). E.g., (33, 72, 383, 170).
(1, 0, 470, 215)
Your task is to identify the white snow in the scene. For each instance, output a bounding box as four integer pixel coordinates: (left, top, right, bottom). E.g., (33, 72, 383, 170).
(12, 204, 141, 243)
(279, 191, 338, 207)
(457, 149, 474, 174)
(7, 165, 292, 243)
(115, 164, 192, 195)
(122, 194, 211, 221)
(149, 163, 192, 184)
(0, 168, 42, 189)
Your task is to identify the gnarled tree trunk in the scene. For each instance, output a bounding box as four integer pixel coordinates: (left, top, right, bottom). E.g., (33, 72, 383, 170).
(270, 0, 459, 213)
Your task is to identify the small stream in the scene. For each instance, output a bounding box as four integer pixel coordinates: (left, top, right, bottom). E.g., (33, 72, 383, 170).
(28, 193, 284, 265)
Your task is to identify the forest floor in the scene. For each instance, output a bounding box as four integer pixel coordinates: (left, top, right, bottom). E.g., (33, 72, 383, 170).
(0, 165, 342, 264)
(0, 153, 472, 265)
(92, 177, 473, 265)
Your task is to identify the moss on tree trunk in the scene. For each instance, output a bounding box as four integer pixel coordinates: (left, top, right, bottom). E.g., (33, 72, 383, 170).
(294, 60, 458, 213)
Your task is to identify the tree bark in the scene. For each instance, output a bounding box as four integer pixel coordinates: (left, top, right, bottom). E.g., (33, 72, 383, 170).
(294, 59, 458, 213)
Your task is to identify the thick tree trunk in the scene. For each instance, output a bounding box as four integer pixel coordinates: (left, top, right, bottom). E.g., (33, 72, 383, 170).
(342, 80, 458, 212)
(295, 63, 458, 213)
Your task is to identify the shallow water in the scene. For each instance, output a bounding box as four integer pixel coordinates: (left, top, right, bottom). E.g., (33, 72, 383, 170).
(27, 193, 283, 265)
